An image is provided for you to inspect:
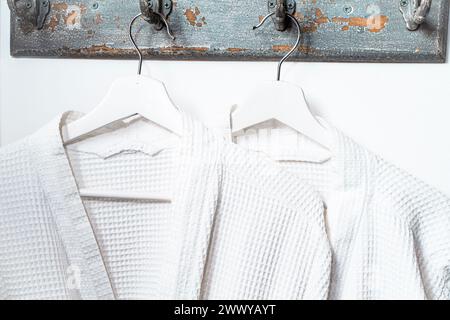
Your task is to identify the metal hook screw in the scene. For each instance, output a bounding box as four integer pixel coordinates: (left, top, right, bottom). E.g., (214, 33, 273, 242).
(343, 5, 353, 14)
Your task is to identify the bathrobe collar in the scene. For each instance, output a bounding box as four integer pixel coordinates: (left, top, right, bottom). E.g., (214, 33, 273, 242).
(29, 112, 222, 300)
(231, 119, 376, 299)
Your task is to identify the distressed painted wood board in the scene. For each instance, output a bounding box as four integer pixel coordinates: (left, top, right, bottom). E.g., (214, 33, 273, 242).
(10, 0, 449, 62)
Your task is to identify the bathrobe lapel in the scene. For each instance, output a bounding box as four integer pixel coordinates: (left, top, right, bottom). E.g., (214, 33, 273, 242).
(32, 112, 222, 300)
(160, 114, 222, 299)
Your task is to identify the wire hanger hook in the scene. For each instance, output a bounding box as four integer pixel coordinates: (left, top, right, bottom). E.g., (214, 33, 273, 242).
(129, 13, 175, 75)
(254, 12, 301, 81)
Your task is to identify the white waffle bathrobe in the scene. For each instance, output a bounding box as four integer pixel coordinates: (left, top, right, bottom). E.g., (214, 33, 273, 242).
(0, 112, 331, 300)
(233, 119, 450, 300)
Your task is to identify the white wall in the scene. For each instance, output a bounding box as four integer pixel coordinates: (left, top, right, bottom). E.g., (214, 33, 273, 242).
(2, 1, 450, 196)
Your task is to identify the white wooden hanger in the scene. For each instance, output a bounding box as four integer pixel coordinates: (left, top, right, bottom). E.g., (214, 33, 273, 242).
(62, 13, 181, 202)
(62, 13, 182, 145)
(231, 11, 331, 151)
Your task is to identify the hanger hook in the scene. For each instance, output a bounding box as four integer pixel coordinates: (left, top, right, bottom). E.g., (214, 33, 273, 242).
(254, 12, 301, 81)
(129, 13, 175, 75)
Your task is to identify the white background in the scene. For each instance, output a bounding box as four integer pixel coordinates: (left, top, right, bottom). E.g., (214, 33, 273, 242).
(1, 1, 450, 195)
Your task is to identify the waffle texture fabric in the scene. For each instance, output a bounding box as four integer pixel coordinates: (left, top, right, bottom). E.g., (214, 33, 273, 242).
(233, 119, 450, 300)
(0, 112, 331, 300)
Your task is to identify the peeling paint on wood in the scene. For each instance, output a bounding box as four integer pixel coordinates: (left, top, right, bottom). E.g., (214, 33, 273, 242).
(331, 16, 390, 33)
(227, 48, 248, 53)
(184, 6, 206, 27)
(159, 46, 209, 53)
(10, 0, 449, 62)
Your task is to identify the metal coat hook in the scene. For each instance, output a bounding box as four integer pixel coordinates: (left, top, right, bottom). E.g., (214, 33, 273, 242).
(267, 0, 296, 31)
(400, 0, 432, 30)
(254, 12, 301, 81)
(129, 0, 175, 75)
(139, 0, 174, 31)
(129, 10, 175, 75)
(7, 0, 51, 30)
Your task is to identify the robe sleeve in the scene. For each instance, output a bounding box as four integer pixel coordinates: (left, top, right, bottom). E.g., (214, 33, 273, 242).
(375, 160, 450, 300)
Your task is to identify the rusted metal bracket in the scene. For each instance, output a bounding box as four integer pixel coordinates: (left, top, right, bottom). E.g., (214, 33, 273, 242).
(139, 0, 173, 31)
(268, 0, 296, 31)
(7, 0, 51, 31)
(400, 0, 432, 31)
